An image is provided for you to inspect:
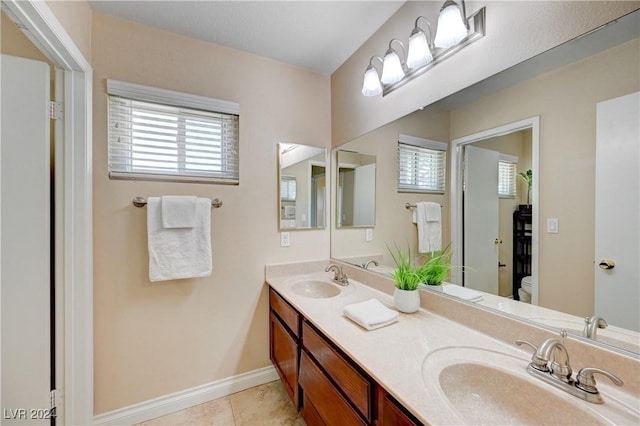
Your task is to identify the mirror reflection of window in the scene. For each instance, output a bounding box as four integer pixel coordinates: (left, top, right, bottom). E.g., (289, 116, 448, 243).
(280, 176, 297, 201)
(397, 135, 447, 193)
(498, 155, 517, 198)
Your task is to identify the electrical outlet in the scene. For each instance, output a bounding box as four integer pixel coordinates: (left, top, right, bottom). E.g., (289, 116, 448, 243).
(365, 228, 373, 242)
(280, 232, 290, 247)
(547, 218, 559, 234)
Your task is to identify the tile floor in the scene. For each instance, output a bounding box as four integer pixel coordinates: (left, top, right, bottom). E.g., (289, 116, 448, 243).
(135, 380, 306, 426)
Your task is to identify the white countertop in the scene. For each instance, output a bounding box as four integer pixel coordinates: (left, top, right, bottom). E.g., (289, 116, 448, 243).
(266, 267, 640, 425)
(267, 271, 528, 424)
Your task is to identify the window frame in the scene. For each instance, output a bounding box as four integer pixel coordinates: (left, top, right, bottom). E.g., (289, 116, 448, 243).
(498, 153, 518, 199)
(107, 79, 240, 184)
(397, 134, 448, 194)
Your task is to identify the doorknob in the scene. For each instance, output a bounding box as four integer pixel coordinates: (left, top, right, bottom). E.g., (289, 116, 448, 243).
(598, 259, 615, 270)
(494, 239, 503, 244)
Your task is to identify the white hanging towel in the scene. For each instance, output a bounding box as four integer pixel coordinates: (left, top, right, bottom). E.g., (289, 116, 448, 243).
(416, 201, 442, 253)
(161, 195, 197, 228)
(147, 197, 212, 282)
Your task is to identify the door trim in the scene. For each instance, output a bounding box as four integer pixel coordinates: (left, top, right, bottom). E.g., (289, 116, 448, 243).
(450, 117, 539, 303)
(2, 1, 93, 424)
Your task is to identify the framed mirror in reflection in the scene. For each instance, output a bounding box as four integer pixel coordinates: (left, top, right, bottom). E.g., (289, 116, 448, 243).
(330, 10, 640, 355)
(278, 143, 327, 230)
(336, 150, 376, 228)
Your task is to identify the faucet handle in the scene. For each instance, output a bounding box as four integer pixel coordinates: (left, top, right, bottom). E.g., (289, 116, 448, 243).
(515, 340, 538, 352)
(576, 367, 623, 393)
(516, 340, 550, 372)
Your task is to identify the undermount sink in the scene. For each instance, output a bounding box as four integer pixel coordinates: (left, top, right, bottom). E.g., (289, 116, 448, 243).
(291, 279, 341, 298)
(422, 346, 638, 425)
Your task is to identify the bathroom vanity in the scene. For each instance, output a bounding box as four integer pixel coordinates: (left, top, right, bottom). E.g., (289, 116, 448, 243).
(266, 261, 640, 425)
(270, 288, 419, 425)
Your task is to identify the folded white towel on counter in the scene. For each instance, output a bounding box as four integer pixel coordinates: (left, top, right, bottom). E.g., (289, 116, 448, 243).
(415, 202, 442, 253)
(441, 284, 484, 302)
(147, 197, 212, 282)
(161, 195, 197, 228)
(343, 299, 399, 330)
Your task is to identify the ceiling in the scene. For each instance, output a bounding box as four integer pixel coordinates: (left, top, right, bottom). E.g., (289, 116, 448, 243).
(88, 1, 406, 75)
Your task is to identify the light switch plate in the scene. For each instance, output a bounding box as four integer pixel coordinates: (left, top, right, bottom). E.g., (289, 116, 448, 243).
(280, 232, 290, 247)
(365, 228, 373, 242)
(547, 218, 559, 234)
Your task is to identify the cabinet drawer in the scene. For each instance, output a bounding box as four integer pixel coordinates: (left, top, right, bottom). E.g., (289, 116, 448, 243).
(299, 351, 365, 426)
(269, 288, 300, 337)
(302, 321, 372, 421)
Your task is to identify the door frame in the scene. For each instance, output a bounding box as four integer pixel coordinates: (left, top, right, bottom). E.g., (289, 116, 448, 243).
(1, 1, 93, 424)
(450, 117, 539, 303)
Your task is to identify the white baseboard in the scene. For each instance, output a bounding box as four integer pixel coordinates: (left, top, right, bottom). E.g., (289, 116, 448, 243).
(93, 366, 278, 426)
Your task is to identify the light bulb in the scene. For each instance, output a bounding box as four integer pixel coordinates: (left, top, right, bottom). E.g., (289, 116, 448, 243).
(381, 50, 404, 85)
(361, 66, 382, 96)
(434, 3, 468, 49)
(407, 30, 433, 70)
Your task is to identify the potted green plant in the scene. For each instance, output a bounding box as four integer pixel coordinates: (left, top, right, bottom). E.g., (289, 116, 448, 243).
(518, 169, 533, 206)
(417, 247, 453, 286)
(387, 243, 422, 313)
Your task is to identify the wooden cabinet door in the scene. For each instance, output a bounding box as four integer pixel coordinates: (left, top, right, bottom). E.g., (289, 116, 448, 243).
(376, 387, 422, 426)
(270, 312, 299, 408)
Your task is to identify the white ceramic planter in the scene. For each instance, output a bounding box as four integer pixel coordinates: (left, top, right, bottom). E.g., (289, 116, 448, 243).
(393, 288, 420, 313)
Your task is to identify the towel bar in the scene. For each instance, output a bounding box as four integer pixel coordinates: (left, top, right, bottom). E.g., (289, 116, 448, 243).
(132, 196, 223, 208)
(405, 203, 442, 210)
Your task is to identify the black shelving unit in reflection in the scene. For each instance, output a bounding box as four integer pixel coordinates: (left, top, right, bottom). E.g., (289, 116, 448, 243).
(513, 204, 532, 300)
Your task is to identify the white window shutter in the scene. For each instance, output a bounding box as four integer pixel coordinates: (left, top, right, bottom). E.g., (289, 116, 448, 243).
(397, 135, 447, 193)
(498, 157, 517, 198)
(107, 80, 239, 184)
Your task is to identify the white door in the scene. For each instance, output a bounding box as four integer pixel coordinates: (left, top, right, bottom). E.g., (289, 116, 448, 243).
(464, 145, 499, 294)
(595, 92, 640, 332)
(1, 55, 51, 423)
(353, 163, 375, 226)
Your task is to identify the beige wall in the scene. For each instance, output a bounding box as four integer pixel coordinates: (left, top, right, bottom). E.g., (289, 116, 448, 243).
(1, 11, 50, 64)
(450, 38, 640, 317)
(331, 1, 640, 146)
(92, 13, 331, 414)
(46, 0, 92, 62)
(331, 106, 450, 266)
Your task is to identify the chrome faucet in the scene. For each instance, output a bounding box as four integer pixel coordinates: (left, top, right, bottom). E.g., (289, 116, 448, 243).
(517, 338, 571, 379)
(363, 260, 379, 269)
(516, 337, 623, 403)
(325, 264, 349, 286)
(583, 316, 608, 339)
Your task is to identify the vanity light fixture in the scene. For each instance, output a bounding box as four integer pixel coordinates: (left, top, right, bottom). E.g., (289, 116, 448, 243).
(380, 39, 406, 85)
(406, 16, 434, 70)
(361, 1, 485, 97)
(434, 0, 469, 49)
(361, 56, 384, 96)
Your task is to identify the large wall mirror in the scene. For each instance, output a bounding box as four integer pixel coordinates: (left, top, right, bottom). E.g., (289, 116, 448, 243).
(278, 143, 327, 230)
(330, 9, 640, 355)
